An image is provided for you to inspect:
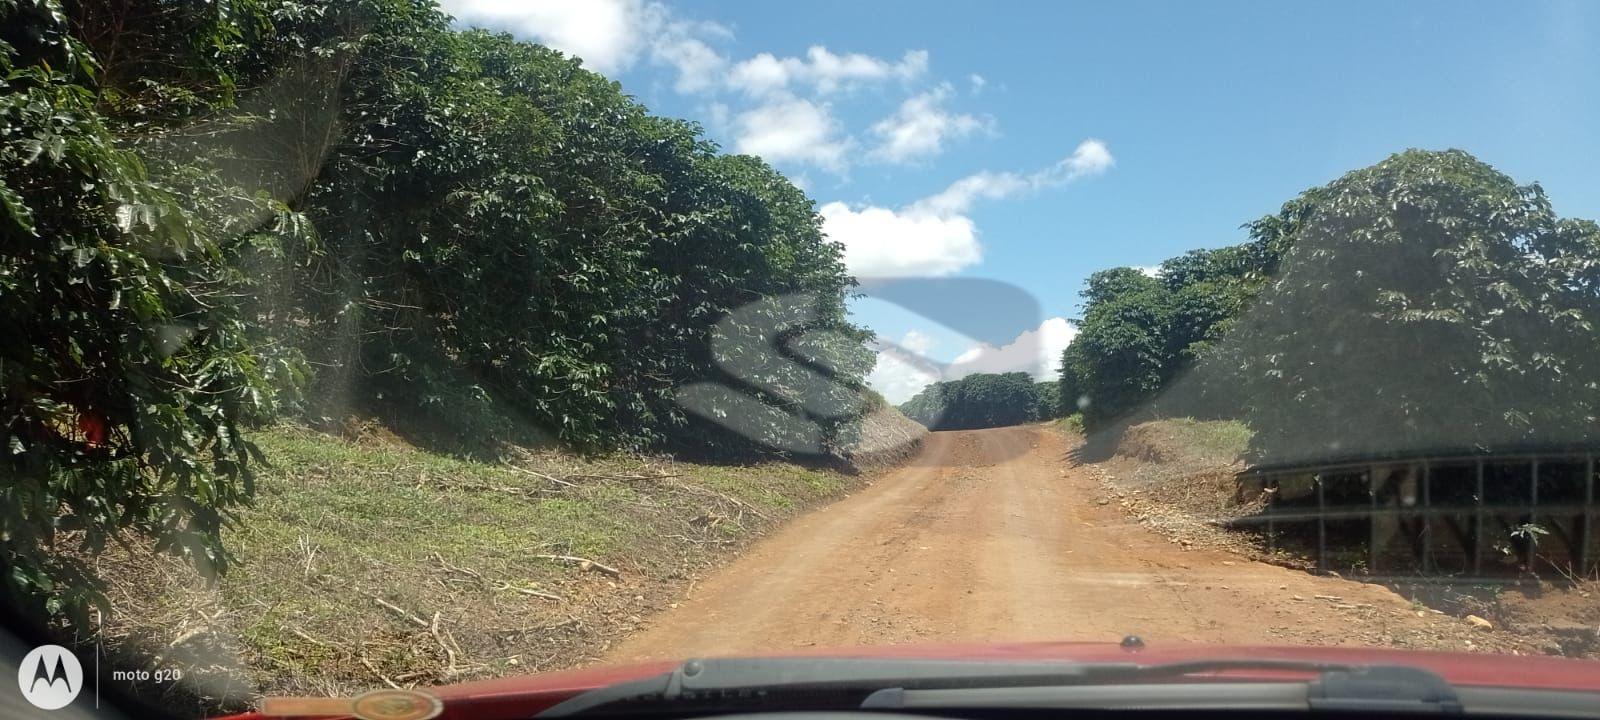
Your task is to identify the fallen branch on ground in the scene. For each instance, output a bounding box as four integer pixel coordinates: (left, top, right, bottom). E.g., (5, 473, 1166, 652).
(430, 612, 458, 676)
(361, 658, 403, 690)
(356, 590, 430, 628)
(534, 554, 621, 578)
(501, 463, 579, 488)
(566, 472, 681, 483)
(432, 552, 483, 579)
(666, 480, 772, 521)
(493, 581, 565, 601)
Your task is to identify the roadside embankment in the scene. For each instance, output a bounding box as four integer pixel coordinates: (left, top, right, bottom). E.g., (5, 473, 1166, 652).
(1072, 418, 1600, 659)
(91, 408, 924, 711)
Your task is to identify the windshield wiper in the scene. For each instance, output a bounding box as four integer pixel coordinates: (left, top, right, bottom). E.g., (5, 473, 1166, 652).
(536, 657, 1466, 717)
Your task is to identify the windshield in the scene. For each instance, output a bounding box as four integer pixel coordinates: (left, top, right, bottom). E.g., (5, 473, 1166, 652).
(2, 1, 1598, 718)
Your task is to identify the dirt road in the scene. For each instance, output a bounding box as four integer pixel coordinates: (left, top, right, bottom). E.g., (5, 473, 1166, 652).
(609, 425, 1496, 661)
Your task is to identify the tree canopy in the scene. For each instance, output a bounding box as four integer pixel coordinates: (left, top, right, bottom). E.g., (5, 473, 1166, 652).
(1060, 240, 1282, 430)
(1204, 149, 1600, 464)
(1060, 149, 1600, 467)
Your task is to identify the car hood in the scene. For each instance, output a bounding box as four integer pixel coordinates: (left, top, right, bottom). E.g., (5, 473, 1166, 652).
(221, 641, 1600, 720)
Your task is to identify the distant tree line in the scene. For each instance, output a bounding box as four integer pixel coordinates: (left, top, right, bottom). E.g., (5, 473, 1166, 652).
(899, 373, 1063, 431)
(1, 0, 871, 620)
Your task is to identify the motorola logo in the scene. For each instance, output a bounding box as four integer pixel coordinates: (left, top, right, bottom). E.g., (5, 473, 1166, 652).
(16, 645, 82, 710)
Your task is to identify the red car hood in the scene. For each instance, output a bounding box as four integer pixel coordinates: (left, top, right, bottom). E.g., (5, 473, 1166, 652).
(222, 641, 1600, 720)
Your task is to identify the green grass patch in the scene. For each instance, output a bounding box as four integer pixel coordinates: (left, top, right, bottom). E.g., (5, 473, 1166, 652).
(99, 424, 868, 702)
(1146, 417, 1252, 464)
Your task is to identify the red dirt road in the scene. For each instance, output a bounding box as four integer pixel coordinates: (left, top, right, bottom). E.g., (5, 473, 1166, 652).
(608, 425, 1501, 661)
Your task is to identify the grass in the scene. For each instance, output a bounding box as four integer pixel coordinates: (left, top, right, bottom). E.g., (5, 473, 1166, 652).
(1144, 417, 1252, 464)
(94, 423, 863, 709)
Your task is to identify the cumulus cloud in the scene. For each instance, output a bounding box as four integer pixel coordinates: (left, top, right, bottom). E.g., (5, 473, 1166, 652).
(439, 0, 730, 91)
(437, 2, 961, 176)
(900, 329, 935, 355)
(868, 84, 990, 164)
(652, 34, 727, 93)
(1062, 137, 1116, 178)
(821, 202, 979, 278)
(733, 96, 852, 172)
(826, 140, 1115, 278)
(728, 47, 928, 96)
(912, 139, 1114, 216)
(866, 319, 1077, 403)
(439, 0, 647, 74)
(947, 317, 1077, 380)
(866, 331, 944, 404)
(909, 171, 1032, 217)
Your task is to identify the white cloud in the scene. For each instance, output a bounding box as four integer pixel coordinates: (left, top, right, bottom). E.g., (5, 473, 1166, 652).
(1135, 265, 1163, 278)
(728, 46, 928, 96)
(1063, 137, 1116, 178)
(968, 73, 987, 93)
(641, 4, 731, 93)
(733, 96, 852, 172)
(867, 352, 940, 405)
(868, 84, 990, 164)
(726, 54, 792, 96)
(900, 329, 935, 355)
(824, 139, 1114, 278)
(911, 139, 1115, 216)
(866, 331, 944, 404)
(865, 319, 1078, 403)
(440, 0, 730, 90)
(946, 317, 1077, 381)
(821, 202, 979, 277)
(653, 35, 726, 93)
(910, 170, 1031, 217)
(440, 0, 647, 74)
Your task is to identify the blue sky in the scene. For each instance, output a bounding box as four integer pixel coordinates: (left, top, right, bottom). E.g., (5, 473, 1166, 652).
(439, 0, 1600, 402)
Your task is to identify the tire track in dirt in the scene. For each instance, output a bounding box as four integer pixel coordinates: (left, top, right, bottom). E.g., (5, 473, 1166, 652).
(606, 425, 1506, 661)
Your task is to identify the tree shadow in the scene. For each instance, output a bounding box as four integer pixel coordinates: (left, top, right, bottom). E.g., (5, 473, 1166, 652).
(1067, 422, 1128, 464)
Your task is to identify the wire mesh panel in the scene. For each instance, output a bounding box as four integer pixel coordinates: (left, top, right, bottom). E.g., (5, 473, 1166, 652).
(1239, 451, 1600, 581)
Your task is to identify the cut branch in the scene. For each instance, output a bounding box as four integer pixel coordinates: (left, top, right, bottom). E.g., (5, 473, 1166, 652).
(534, 554, 621, 578)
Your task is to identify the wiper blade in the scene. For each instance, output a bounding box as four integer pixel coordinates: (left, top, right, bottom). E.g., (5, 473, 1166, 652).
(539, 657, 1130, 717)
(866, 662, 1462, 715)
(537, 656, 1463, 717)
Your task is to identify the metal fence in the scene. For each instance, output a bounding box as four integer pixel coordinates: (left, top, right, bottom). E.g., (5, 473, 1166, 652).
(1235, 452, 1600, 580)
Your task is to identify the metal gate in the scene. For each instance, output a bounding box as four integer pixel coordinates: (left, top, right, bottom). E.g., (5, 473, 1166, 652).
(1236, 452, 1599, 580)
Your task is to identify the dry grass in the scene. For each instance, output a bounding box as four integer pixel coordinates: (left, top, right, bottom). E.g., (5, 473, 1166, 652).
(89, 423, 874, 714)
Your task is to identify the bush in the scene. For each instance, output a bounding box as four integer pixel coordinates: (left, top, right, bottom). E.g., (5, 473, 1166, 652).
(1199, 150, 1600, 464)
(0, 0, 291, 620)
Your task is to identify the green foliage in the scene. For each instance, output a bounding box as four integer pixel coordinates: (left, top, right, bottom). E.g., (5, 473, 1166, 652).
(274, 13, 870, 454)
(899, 372, 1049, 430)
(1061, 149, 1600, 461)
(1206, 149, 1600, 463)
(1060, 268, 1174, 429)
(1031, 380, 1063, 420)
(0, 0, 292, 621)
(1061, 222, 1287, 431)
